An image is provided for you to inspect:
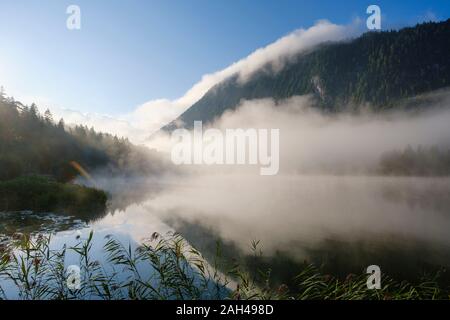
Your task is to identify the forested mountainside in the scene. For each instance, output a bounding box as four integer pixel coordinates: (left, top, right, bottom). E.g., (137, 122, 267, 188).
(162, 19, 450, 131)
(0, 91, 160, 182)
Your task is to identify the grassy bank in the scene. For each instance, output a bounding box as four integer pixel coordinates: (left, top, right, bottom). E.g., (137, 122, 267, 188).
(0, 232, 449, 300)
(0, 175, 107, 217)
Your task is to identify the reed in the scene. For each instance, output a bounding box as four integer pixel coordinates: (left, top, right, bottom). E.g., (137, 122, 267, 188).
(0, 232, 448, 300)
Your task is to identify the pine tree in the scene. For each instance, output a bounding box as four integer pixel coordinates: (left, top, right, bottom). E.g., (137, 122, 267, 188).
(57, 118, 65, 130)
(44, 109, 54, 124)
(0, 86, 5, 102)
(29, 103, 39, 119)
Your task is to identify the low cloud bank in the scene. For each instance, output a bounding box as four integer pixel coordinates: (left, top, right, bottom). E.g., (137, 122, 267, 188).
(149, 91, 450, 175)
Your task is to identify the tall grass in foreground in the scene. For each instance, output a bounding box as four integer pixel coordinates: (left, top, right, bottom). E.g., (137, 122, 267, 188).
(0, 232, 449, 300)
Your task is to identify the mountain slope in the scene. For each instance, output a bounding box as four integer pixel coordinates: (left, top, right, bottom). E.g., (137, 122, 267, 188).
(162, 19, 450, 131)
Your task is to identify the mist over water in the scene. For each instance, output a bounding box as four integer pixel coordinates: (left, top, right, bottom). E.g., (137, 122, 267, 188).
(106, 91, 450, 278)
(137, 175, 450, 264)
(35, 91, 450, 282)
(1, 98, 448, 300)
(51, 89, 450, 268)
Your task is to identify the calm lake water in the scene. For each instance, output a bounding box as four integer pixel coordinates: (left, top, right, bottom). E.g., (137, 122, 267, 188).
(1, 175, 450, 297)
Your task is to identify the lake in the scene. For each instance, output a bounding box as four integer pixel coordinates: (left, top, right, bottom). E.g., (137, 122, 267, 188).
(1, 174, 450, 298)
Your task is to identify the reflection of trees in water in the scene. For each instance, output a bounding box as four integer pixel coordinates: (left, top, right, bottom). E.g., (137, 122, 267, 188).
(165, 216, 450, 288)
(164, 217, 322, 289)
(68, 205, 109, 223)
(379, 178, 450, 215)
(378, 146, 450, 177)
(107, 186, 160, 214)
(299, 237, 450, 284)
(93, 177, 168, 215)
(0, 178, 166, 241)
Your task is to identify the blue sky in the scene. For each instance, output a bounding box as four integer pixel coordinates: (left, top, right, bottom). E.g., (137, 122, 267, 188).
(0, 0, 449, 117)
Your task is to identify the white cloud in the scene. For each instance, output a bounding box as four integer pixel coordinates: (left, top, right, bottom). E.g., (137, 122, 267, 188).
(129, 20, 360, 139)
(53, 108, 145, 140)
(13, 20, 361, 144)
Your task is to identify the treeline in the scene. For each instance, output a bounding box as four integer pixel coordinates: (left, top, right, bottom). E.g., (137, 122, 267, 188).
(0, 89, 163, 183)
(163, 19, 450, 131)
(294, 19, 450, 108)
(378, 146, 450, 176)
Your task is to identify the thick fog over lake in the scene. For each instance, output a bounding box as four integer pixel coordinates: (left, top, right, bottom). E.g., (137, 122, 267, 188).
(77, 91, 450, 278)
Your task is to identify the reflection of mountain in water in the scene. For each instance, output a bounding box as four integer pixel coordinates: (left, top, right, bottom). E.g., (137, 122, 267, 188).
(167, 216, 450, 288)
(164, 216, 307, 288)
